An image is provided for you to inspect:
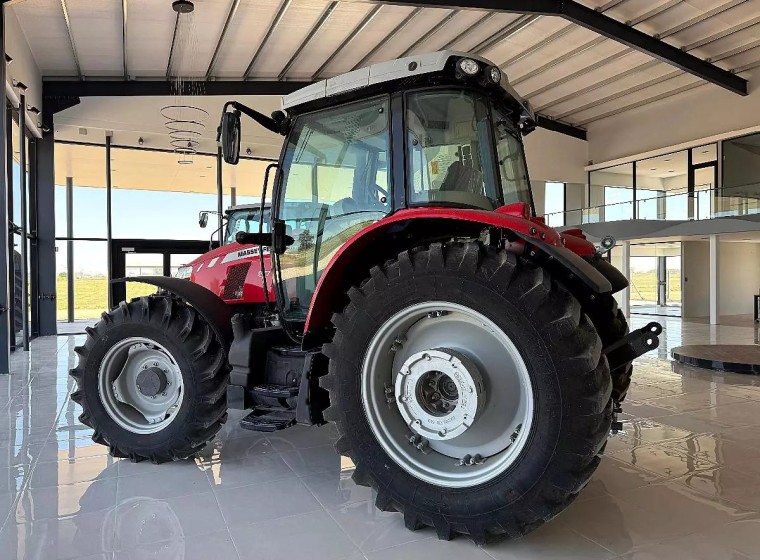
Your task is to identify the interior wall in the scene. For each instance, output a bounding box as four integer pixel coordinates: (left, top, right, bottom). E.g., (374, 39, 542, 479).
(523, 128, 587, 185)
(4, 7, 42, 117)
(587, 68, 760, 164)
(682, 240, 709, 318)
(718, 242, 760, 316)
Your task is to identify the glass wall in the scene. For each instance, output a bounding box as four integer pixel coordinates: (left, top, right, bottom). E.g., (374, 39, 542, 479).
(584, 144, 723, 224)
(544, 182, 565, 227)
(589, 163, 633, 222)
(54, 143, 108, 323)
(53, 141, 274, 329)
(723, 132, 760, 216)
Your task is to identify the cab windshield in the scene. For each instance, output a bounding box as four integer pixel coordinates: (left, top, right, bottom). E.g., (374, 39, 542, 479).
(224, 207, 270, 245)
(406, 89, 531, 211)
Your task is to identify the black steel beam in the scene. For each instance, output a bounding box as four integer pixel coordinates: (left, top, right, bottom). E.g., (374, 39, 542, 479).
(165, 12, 180, 79)
(41, 79, 586, 139)
(379, 0, 748, 95)
(42, 80, 311, 98)
(535, 115, 586, 141)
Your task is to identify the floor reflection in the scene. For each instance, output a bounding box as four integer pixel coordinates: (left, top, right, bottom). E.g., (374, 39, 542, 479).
(0, 318, 760, 558)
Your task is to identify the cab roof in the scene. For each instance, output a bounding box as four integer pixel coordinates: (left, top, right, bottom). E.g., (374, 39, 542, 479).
(280, 51, 533, 126)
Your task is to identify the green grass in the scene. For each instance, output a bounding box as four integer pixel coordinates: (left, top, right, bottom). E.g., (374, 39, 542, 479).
(57, 268, 684, 321)
(630, 270, 681, 303)
(56, 274, 157, 321)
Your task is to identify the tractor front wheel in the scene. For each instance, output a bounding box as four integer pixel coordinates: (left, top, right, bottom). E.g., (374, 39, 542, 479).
(323, 242, 611, 543)
(70, 295, 228, 463)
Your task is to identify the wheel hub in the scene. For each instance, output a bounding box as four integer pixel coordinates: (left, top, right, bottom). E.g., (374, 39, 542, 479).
(136, 367, 168, 397)
(394, 349, 484, 441)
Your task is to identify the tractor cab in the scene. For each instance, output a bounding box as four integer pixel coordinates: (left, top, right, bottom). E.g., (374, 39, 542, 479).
(220, 51, 538, 334)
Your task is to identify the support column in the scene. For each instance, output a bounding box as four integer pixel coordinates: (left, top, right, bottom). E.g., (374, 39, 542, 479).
(18, 95, 29, 350)
(621, 241, 630, 318)
(36, 106, 57, 336)
(710, 234, 720, 325)
(105, 134, 112, 306)
(216, 147, 223, 245)
(66, 177, 74, 323)
(0, 5, 10, 373)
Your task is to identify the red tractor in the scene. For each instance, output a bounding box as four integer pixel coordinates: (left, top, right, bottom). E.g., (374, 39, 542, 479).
(72, 51, 660, 543)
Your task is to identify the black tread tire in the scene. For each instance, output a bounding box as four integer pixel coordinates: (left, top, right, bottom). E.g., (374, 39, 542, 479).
(322, 242, 612, 543)
(584, 293, 632, 402)
(70, 295, 228, 463)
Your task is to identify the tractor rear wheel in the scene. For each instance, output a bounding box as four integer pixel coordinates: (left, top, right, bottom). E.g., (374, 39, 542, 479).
(322, 242, 612, 543)
(585, 293, 632, 402)
(70, 295, 228, 463)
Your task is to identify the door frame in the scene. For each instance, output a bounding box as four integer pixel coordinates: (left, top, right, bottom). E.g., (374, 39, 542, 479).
(109, 239, 216, 308)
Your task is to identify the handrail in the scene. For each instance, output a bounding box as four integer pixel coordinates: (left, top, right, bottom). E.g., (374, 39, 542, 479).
(543, 186, 760, 226)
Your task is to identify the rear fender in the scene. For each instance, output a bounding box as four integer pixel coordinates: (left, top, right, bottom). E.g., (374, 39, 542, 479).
(304, 208, 612, 333)
(114, 276, 233, 348)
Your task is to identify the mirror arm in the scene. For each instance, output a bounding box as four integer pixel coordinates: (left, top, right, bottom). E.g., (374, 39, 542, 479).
(229, 101, 283, 135)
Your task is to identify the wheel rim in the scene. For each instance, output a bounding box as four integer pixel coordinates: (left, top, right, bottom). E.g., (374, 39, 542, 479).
(98, 337, 184, 434)
(361, 301, 534, 488)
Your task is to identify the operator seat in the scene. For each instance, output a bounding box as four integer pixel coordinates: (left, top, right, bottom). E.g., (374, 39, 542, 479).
(440, 160, 482, 194)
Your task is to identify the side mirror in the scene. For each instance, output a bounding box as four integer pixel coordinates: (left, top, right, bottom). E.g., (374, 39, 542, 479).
(221, 111, 241, 165)
(199, 212, 209, 228)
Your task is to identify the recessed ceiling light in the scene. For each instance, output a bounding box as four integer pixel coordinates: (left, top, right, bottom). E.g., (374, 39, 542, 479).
(664, 158, 671, 162)
(650, 168, 657, 171)
(702, 150, 709, 154)
(668, 170, 675, 173)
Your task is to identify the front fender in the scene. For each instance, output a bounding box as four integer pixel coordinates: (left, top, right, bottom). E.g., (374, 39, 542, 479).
(304, 208, 611, 333)
(114, 276, 233, 347)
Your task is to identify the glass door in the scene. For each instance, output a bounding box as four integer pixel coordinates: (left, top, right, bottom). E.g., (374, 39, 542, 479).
(110, 239, 214, 309)
(692, 163, 717, 220)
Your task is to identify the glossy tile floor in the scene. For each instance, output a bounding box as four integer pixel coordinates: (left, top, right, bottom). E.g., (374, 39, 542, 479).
(0, 314, 759, 560)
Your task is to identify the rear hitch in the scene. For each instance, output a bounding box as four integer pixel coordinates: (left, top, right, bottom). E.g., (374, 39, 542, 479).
(603, 321, 662, 375)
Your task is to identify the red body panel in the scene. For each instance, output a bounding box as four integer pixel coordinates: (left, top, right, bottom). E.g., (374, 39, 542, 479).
(304, 206, 597, 331)
(182, 206, 596, 328)
(186, 242, 275, 304)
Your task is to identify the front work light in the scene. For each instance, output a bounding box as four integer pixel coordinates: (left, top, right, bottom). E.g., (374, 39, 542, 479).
(489, 67, 501, 84)
(459, 58, 480, 76)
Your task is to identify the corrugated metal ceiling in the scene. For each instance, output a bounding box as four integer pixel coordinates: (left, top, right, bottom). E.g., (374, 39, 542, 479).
(8, 0, 760, 129)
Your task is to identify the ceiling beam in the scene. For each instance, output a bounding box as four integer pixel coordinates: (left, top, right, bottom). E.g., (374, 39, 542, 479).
(59, 0, 82, 80)
(42, 80, 311, 98)
(350, 8, 422, 71)
(278, 1, 337, 80)
(311, 5, 383, 80)
(40, 79, 586, 139)
(244, 0, 292, 79)
(121, 0, 128, 79)
(165, 12, 180, 79)
(378, 0, 748, 95)
(205, 0, 241, 80)
(398, 10, 458, 59)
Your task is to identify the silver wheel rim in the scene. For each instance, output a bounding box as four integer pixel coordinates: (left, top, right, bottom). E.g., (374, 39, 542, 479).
(98, 337, 184, 435)
(361, 301, 534, 488)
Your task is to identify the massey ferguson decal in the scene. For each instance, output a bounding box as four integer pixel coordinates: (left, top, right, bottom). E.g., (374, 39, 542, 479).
(221, 246, 271, 264)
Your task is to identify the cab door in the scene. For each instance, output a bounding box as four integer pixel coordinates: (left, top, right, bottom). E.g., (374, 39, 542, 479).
(272, 97, 392, 330)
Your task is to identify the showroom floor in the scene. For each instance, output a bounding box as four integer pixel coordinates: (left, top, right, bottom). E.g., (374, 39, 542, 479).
(1, 315, 760, 560)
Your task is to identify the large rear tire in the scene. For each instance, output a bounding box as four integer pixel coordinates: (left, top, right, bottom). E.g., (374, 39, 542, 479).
(322, 242, 612, 543)
(70, 295, 228, 463)
(585, 293, 632, 402)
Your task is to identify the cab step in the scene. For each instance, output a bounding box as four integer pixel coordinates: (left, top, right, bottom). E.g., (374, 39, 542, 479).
(252, 384, 299, 399)
(240, 408, 296, 432)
